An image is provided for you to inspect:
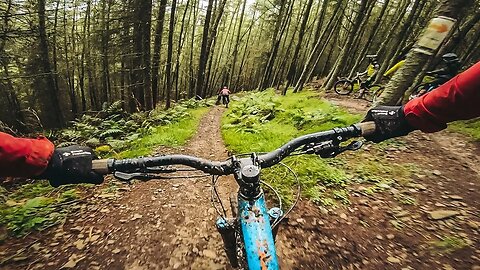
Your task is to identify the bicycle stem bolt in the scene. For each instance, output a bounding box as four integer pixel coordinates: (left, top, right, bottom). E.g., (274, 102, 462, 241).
(241, 165, 260, 183)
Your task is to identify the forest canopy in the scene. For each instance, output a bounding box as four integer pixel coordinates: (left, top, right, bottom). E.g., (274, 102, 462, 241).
(1, 0, 479, 130)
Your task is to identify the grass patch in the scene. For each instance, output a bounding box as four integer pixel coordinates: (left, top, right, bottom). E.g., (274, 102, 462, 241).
(116, 107, 209, 158)
(431, 235, 469, 253)
(222, 89, 361, 206)
(448, 118, 480, 141)
(222, 89, 420, 207)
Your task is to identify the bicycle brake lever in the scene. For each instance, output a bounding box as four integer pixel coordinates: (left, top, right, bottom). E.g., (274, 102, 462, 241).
(317, 140, 364, 158)
(114, 171, 159, 181)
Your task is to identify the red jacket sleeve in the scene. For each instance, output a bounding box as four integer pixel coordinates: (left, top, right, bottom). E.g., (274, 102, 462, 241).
(404, 60, 480, 133)
(0, 132, 54, 177)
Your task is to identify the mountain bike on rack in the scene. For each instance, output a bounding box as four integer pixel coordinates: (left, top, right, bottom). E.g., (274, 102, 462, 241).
(92, 122, 376, 269)
(334, 72, 384, 102)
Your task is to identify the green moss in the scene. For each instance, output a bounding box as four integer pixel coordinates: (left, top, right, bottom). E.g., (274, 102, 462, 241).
(431, 235, 469, 253)
(449, 118, 480, 141)
(117, 107, 209, 158)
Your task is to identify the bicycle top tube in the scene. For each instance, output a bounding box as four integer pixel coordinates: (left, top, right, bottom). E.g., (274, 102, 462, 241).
(92, 122, 376, 175)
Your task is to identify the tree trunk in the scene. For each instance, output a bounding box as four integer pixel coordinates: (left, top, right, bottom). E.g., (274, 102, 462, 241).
(37, 0, 64, 127)
(283, 0, 314, 94)
(202, 0, 227, 97)
(195, 0, 214, 98)
(461, 24, 480, 65)
(173, 0, 191, 101)
(374, 0, 420, 84)
(293, 0, 342, 92)
(152, 0, 167, 107)
(100, 0, 112, 105)
(0, 0, 25, 131)
(324, 0, 368, 90)
(131, 0, 152, 110)
(165, 0, 177, 109)
(347, 0, 390, 79)
(228, 0, 247, 90)
(258, 0, 289, 90)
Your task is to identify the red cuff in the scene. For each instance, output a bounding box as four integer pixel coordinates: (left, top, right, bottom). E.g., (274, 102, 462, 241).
(0, 133, 54, 177)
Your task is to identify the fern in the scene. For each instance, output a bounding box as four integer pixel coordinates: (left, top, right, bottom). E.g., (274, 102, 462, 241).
(99, 129, 124, 139)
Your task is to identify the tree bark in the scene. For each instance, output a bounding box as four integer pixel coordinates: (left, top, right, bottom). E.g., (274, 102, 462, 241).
(324, 0, 368, 90)
(152, 0, 167, 106)
(283, 0, 314, 94)
(165, 0, 177, 109)
(37, 0, 64, 127)
(195, 0, 214, 98)
(258, 0, 289, 90)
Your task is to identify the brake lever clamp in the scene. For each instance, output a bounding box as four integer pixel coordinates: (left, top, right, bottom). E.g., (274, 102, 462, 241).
(303, 140, 364, 158)
(322, 140, 364, 158)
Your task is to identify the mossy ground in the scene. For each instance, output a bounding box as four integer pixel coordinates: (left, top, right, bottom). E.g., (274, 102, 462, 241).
(448, 118, 480, 141)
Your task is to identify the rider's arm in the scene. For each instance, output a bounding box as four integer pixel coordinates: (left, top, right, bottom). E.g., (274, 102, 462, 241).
(404, 60, 480, 132)
(0, 132, 103, 186)
(0, 132, 54, 177)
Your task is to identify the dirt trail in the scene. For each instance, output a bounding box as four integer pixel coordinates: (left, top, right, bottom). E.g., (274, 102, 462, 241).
(1, 106, 238, 270)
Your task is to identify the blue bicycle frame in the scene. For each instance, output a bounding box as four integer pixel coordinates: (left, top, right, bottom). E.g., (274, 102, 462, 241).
(238, 193, 279, 269)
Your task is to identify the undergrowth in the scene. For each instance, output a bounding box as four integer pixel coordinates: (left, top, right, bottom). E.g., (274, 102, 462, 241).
(0, 181, 79, 237)
(51, 98, 214, 157)
(222, 89, 361, 206)
(222, 89, 417, 207)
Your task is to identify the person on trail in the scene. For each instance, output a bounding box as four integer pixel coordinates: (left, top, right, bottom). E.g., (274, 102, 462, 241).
(216, 86, 231, 105)
(364, 55, 380, 86)
(0, 132, 103, 187)
(364, 60, 480, 143)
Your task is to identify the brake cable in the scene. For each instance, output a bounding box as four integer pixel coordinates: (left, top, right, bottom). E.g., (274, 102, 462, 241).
(271, 161, 300, 229)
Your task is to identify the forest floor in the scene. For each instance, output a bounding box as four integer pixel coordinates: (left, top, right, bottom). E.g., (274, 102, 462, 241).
(1, 94, 479, 270)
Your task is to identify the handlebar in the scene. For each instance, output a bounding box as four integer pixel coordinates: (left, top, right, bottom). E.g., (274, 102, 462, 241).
(92, 122, 376, 176)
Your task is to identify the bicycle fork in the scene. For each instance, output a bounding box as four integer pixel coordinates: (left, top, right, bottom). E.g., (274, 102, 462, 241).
(216, 218, 239, 267)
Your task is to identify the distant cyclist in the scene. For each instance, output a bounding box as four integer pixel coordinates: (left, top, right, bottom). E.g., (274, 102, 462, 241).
(363, 54, 380, 86)
(426, 53, 461, 84)
(411, 53, 461, 99)
(217, 86, 231, 107)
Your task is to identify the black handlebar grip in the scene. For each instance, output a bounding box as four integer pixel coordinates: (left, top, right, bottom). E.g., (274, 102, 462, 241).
(92, 159, 110, 175)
